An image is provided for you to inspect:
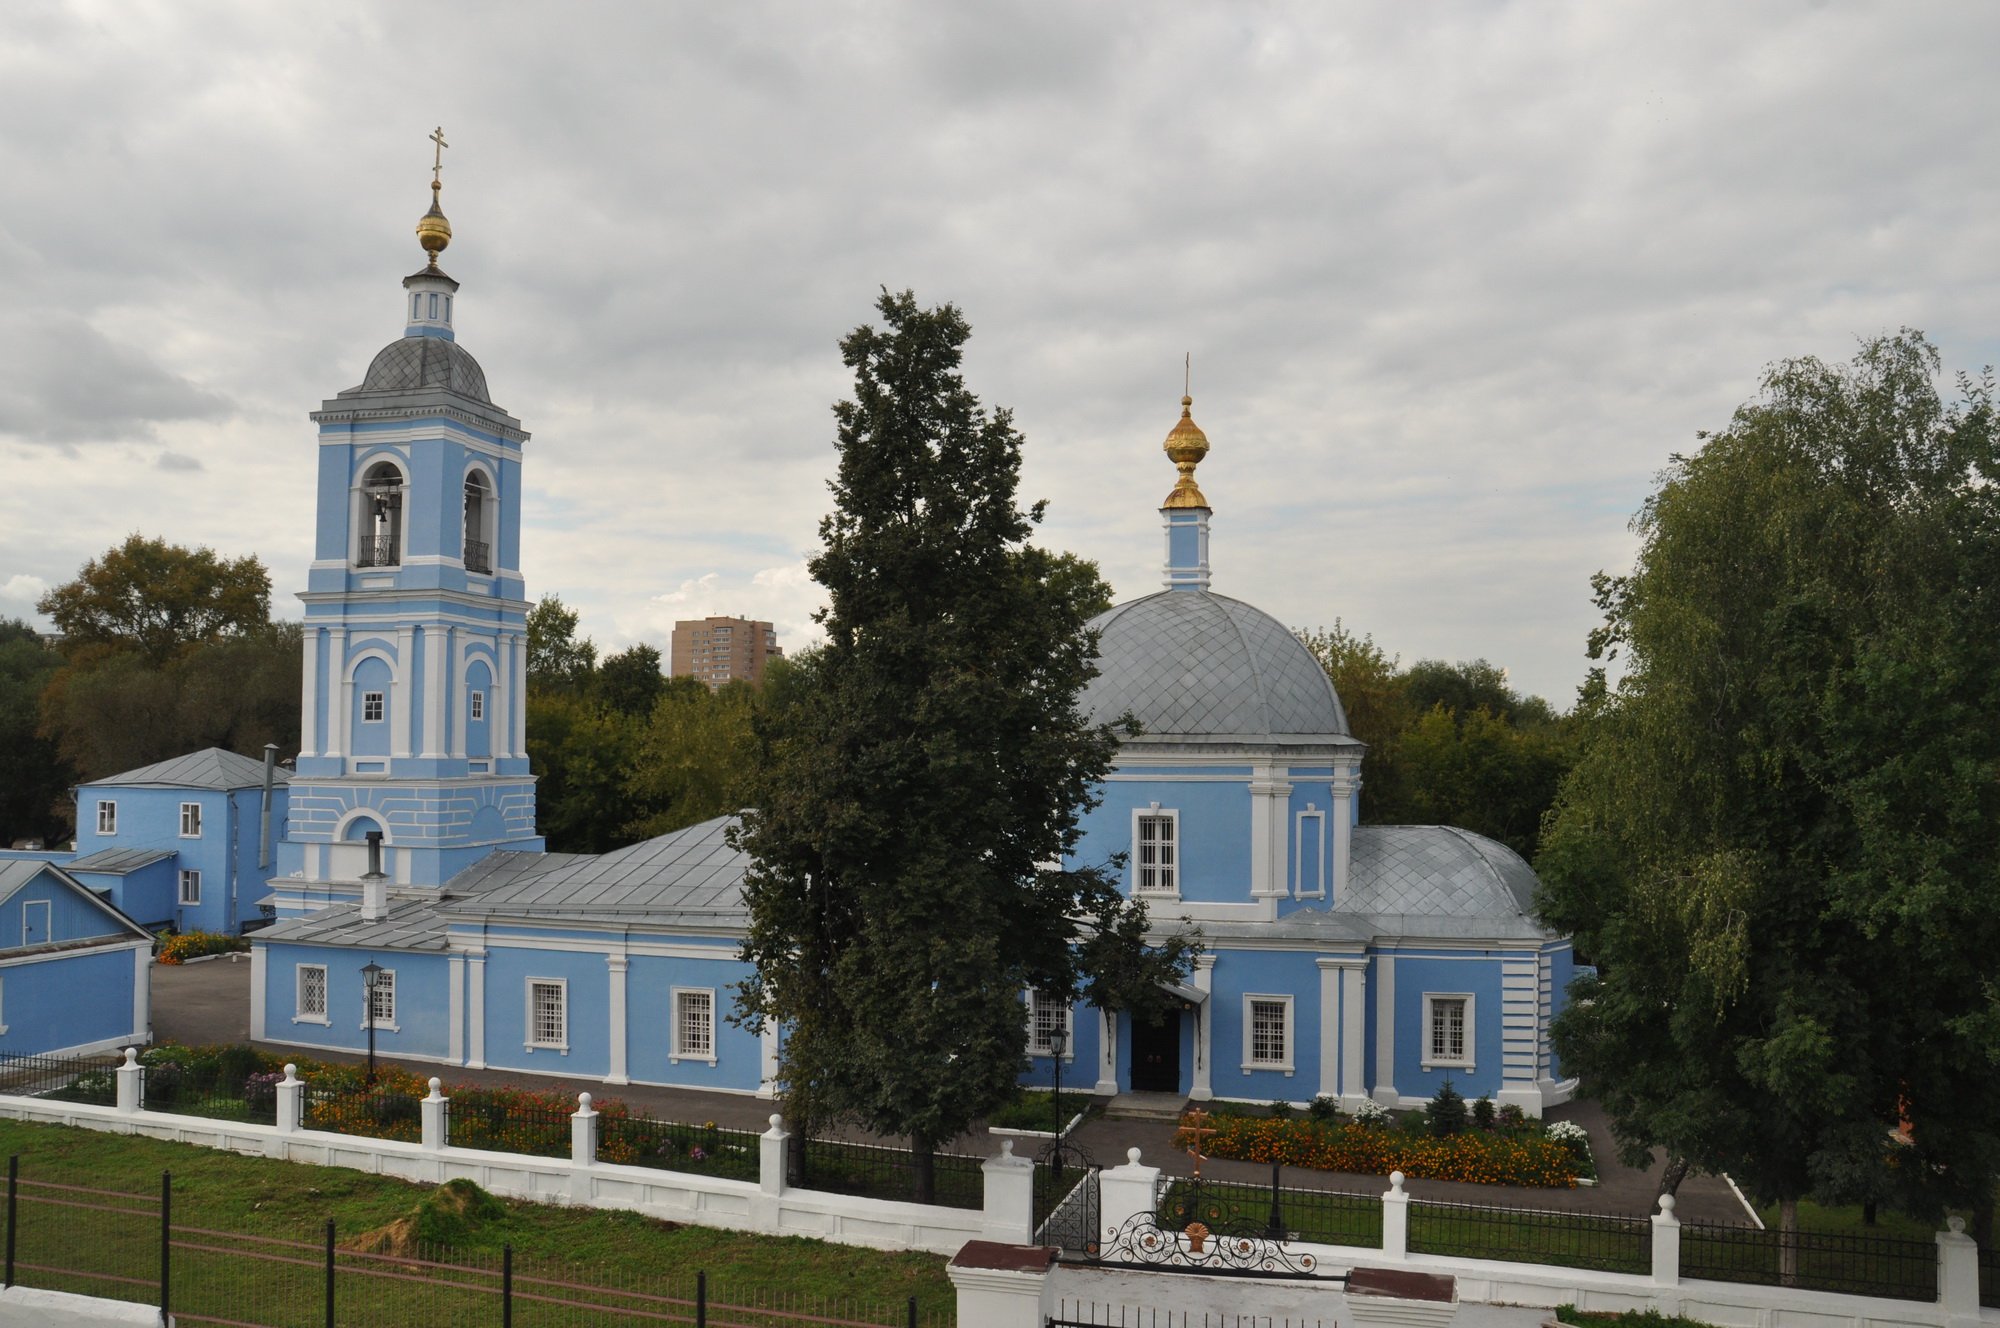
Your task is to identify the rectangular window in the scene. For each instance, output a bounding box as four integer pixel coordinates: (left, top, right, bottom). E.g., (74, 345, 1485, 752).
(366, 969, 396, 1029)
(296, 965, 328, 1022)
(443, 295, 452, 322)
(180, 802, 202, 837)
(1295, 809, 1325, 898)
(96, 801, 116, 835)
(428, 292, 439, 318)
(362, 692, 385, 723)
(411, 293, 421, 321)
(673, 988, 715, 1062)
(1425, 995, 1473, 1068)
(470, 691, 484, 721)
(1135, 809, 1178, 896)
(1244, 994, 1293, 1072)
(178, 870, 201, 905)
(528, 980, 567, 1050)
(1026, 991, 1071, 1057)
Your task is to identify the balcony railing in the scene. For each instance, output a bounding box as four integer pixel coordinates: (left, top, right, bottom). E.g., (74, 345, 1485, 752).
(464, 539, 492, 574)
(356, 536, 398, 568)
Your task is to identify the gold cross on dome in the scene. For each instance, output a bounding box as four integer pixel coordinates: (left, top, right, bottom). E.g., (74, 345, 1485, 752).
(429, 126, 449, 184)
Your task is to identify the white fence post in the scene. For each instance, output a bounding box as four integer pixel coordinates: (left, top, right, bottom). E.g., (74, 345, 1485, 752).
(1381, 1170, 1409, 1260)
(947, 1242, 1058, 1328)
(1098, 1148, 1161, 1240)
(759, 1115, 788, 1197)
(275, 1064, 302, 1134)
(570, 1093, 598, 1167)
(980, 1140, 1037, 1246)
(114, 1048, 141, 1114)
(1937, 1216, 1979, 1322)
(420, 1078, 447, 1151)
(1651, 1192, 1681, 1286)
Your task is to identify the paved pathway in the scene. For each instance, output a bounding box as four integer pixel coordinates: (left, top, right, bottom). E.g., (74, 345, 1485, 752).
(151, 958, 1753, 1223)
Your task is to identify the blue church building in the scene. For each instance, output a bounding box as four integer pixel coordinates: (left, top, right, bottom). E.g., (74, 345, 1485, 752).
(253, 159, 1576, 1116)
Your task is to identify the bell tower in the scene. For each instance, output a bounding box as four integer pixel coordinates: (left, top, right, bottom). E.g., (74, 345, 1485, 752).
(272, 131, 542, 916)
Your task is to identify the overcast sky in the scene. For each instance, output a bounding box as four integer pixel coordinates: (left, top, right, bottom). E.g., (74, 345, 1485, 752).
(3, 1, 1996, 705)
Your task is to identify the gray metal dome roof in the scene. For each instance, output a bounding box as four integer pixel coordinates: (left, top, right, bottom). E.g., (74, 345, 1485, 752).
(1081, 590, 1350, 739)
(358, 336, 490, 402)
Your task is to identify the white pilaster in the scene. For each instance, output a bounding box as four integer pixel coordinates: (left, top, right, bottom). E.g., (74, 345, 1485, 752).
(300, 629, 320, 757)
(325, 628, 349, 759)
(1315, 958, 1341, 1102)
(1341, 963, 1368, 1110)
(421, 627, 447, 758)
(1498, 954, 1542, 1116)
(447, 952, 465, 1064)
(1330, 766, 1358, 904)
(606, 953, 629, 1085)
(1191, 954, 1216, 1101)
(1095, 1007, 1118, 1095)
(511, 634, 528, 754)
(466, 949, 487, 1069)
(393, 626, 415, 758)
(137, 945, 155, 1042)
(489, 639, 510, 760)
(1373, 954, 1398, 1106)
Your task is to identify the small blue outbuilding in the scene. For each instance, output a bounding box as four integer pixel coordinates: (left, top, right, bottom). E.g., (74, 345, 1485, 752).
(0, 860, 153, 1057)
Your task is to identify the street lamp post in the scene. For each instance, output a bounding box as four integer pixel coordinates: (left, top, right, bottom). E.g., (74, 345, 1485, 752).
(1048, 1023, 1068, 1181)
(361, 961, 383, 1086)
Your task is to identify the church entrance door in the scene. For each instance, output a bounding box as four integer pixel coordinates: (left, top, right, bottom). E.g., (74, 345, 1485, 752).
(1129, 1011, 1181, 1093)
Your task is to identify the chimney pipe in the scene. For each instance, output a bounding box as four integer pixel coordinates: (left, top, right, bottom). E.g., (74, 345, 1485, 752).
(361, 830, 387, 923)
(259, 744, 278, 871)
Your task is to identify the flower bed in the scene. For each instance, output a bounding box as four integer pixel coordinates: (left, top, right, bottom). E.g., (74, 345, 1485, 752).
(1184, 1110, 1585, 1188)
(156, 931, 250, 965)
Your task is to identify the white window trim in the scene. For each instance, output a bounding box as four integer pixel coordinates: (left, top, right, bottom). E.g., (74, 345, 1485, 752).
(1024, 990, 1076, 1060)
(361, 691, 386, 723)
(21, 901, 49, 948)
(361, 968, 398, 1033)
(179, 801, 202, 838)
(1241, 992, 1295, 1076)
(294, 964, 329, 1025)
(670, 986, 718, 1065)
(178, 870, 201, 906)
(525, 977, 569, 1054)
(470, 690, 485, 721)
(1422, 992, 1476, 1072)
(1294, 806, 1326, 899)
(96, 801, 117, 835)
(1130, 803, 1181, 900)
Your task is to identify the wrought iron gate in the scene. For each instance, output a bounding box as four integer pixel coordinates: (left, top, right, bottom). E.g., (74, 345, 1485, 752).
(1034, 1159, 1101, 1258)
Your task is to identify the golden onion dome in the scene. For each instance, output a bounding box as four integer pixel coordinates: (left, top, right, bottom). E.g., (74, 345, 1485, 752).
(416, 180, 452, 265)
(1161, 394, 1211, 509)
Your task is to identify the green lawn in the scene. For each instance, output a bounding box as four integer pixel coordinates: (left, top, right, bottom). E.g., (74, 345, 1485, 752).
(0, 1118, 953, 1326)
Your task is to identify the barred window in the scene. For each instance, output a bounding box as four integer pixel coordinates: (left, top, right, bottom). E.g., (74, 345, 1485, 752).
(1427, 995, 1471, 1065)
(96, 801, 116, 835)
(529, 980, 566, 1049)
(1027, 991, 1069, 1056)
(674, 988, 714, 1060)
(470, 690, 484, 721)
(297, 965, 327, 1020)
(1247, 997, 1290, 1068)
(179, 802, 202, 837)
(178, 870, 201, 905)
(1136, 811, 1178, 895)
(367, 970, 396, 1028)
(362, 692, 385, 723)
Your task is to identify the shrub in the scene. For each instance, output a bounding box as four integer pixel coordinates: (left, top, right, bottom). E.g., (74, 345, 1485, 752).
(1399, 1107, 1431, 1136)
(1307, 1095, 1340, 1123)
(1472, 1095, 1496, 1130)
(1497, 1102, 1526, 1128)
(1269, 1099, 1295, 1120)
(1428, 1080, 1468, 1138)
(1353, 1100, 1390, 1128)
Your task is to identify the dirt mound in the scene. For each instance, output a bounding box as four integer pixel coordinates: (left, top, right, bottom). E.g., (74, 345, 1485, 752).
(346, 1178, 508, 1256)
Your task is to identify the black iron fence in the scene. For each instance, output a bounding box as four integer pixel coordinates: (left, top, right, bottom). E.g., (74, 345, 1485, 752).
(0, 1050, 120, 1104)
(463, 538, 491, 574)
(1408, 1198, 1648, 1274)
(794, 1136, 986, 1210)
(442, 1089, 571, 1158)
(1981, 1238, 1998, 1309)
(0, 1158, 946, 1327)
(300, 1083, 423, 1143)
(140, 1056, 279, 1126)
(1156, 1174, 1382, 1251)
(600, 1112, 761, 1180)
(1680, 1219, 1937, 1302)
(356, 535, 397, 567)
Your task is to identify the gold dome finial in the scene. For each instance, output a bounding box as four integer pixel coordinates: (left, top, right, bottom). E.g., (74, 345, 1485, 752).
(1162, 390, 1211, 510)
(415, 126, 452, 267)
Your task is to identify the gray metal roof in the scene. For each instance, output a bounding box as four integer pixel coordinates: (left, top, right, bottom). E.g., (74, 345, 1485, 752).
(356, 336, 490, 403)
(67, 848, 177, 874)
(86, 747, 288, 792)
(258, 897, 456, 952)
(442, 816, 748, 922)
(1340, 825, 1546, 939)
(0, 860, 153, 943)
(1080, 591, 1350, 741)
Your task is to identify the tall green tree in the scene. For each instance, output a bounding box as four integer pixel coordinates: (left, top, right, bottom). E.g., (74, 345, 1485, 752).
(0, 619, 71, 843)
(595, 643, 667, 717)
(624, 675, 760, 839)
(525, 594, 597, 694)
(735, 292, 1196, 1198)
(37, 534, 270, 666)
(1538, 331, 2000, 1260)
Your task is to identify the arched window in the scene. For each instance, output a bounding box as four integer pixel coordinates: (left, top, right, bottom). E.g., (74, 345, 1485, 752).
(463, 471, 493, 573)
(357, 462, 404, 568)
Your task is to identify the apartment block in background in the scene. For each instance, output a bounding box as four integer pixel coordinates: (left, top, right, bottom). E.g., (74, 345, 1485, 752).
(671, 616, 783, 688)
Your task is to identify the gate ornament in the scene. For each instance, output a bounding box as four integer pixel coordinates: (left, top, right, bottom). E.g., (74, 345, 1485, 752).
(1097, 1210, 1324, 1279)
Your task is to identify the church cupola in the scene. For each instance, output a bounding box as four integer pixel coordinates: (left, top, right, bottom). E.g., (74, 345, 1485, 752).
(403, 128, 459, 341)
(1160, 392, 1213, 592)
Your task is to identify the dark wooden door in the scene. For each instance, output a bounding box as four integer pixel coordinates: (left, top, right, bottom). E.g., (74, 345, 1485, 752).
(1129, 1011, 1181, 1093)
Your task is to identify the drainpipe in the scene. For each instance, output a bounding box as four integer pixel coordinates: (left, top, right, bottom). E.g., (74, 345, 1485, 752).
(361, 831, 387, 923)
(259, 744, 277, 870)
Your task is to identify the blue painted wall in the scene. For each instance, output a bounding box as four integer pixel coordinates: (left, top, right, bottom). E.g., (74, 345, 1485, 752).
(1386, 950, 1507, 1101)
(264, 944, 452, 1064)
(0, 944, 141, 1057)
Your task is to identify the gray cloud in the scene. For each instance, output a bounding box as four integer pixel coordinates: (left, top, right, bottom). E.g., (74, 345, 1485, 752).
(0, 314, 230, 444)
